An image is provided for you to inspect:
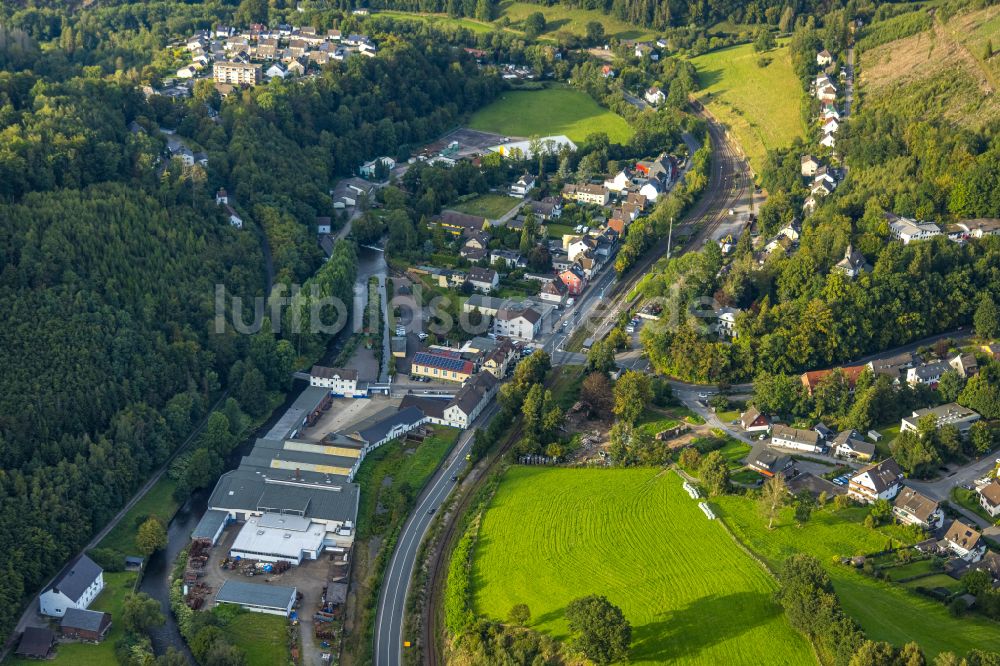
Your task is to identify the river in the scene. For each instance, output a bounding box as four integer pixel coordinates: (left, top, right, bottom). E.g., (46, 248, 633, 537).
(140, 246, 387, 656)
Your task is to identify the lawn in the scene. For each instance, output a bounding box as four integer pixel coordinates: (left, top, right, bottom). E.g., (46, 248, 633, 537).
(718, 439, 752, 466)
(354, 426, 460, 538)
(216, 608, 289, 666)
(450, 194, 520, 220)
(636, 407, 681, 438)
(467, 85, 633, 144)
(472, 467, 815, 665)
(8, 571, 139, 666)
(499, 1, 657, 41)
(902, 574, 962, 593)
(714, 496, 1000, 657)
(690, 42, 806, 173)
(96, 476, 181, 556)
(546, 223, 575, 239)
(952, 486, 997, 525)
(881, 558, 938, 582)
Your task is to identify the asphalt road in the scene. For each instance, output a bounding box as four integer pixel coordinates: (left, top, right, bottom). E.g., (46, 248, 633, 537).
(373, 403, 498, 666)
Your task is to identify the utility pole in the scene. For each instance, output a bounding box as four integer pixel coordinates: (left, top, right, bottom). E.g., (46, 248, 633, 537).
(666, 217, 674, 260)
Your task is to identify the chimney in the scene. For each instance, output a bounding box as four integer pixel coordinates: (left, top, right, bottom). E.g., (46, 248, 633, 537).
(295, 468, 301, 480)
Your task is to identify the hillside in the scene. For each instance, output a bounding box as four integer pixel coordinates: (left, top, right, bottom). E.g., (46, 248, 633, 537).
(859, 5, 1000, 128)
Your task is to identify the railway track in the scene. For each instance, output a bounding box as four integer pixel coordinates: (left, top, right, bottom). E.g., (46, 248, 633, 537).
(419, 111, 751, 664)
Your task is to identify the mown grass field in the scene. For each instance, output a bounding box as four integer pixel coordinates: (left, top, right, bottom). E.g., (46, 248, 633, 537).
(690, 42, 805, 172)
(472, 467, 815, 665)
(714, 496, 1000, 658)
(467, 85, 633, 144)
(218, 610, 289, 666)
(450, 193, 520, 219)
(8, 571, 138, 666)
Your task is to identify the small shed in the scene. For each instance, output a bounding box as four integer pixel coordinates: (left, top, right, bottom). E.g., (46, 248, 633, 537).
(191, 509, 230, 546)
(16, 627, 54, 659)
(124, 556, 144, 570)
(61, 608, 112, 642)
(867, 429, 883, 442)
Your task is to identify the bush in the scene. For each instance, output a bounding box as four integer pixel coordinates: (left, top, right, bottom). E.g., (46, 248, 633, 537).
(88, 547, 125, 572)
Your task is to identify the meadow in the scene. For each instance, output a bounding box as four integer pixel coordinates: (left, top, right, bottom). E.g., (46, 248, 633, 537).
(690, 42, 806, 172)
(218, 610, 289, 666)
(714, 496, 1000, 658)
(499, 1, 657, 41)
(467, 85, 634, 144)
(450, 193, 520, 219)
(472, 467, 815, 665)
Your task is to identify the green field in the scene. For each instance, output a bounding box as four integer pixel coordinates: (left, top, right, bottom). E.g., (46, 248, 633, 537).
(8, 571, 138, 666)
(472, 467, 814, 665)
(468, 85, 633, 144)
(546, 222, 575, 239)
(450, 194, 520, 220)
(219, 610, 289, 666)
(500, 1, 656, 40)
(374, 10, 501, 35)
(715, 496, 1000, 657)
(690, 42, 806, 172)
(96, 476, 181, 555)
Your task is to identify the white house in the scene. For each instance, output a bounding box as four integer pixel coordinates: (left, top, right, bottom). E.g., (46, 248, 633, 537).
(358, 156, 395, 178)
(639, 179, 663, 202)
(900, 403, 981, 436)
(888, 215, 941, 244)
(493, 305, 542, 341)
(905, 360, 950, 386)
(510, 174, 536, 198)
(467, 267, 499, 293)
(848, 458, 903, 504)
(770, 425, 822, 453)
(801, 155, 820, 177)
(603, 169, 633, 193)
(310, 366, 361, 396)
(442, 373, 498, 428)
(265, 62, 288, 79)
(980, 479, 1000, 518)
(714, 307, 741, 339)
(943, 519, 985, 562)
(817, 49, 833, 66)
(820, 133, 836, 149)
(644, 87, 666, 105)
(225, 204, 243, 228)
(40, 555, 104, 618)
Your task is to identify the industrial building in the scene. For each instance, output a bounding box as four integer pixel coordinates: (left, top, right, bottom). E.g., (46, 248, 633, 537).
(215, 580, 297, 616)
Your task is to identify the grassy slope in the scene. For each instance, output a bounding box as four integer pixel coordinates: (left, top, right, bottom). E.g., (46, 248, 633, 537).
(8, 571, 138, 666)
(714, 497, 1000, 658)
(467, 85, 633, 144)
(472, 467, 815, 665)
(499, 1, 656, 40)
(450, 194, 520, 219)
(690, 42, 806, 172)
(96, 477, 180, 555)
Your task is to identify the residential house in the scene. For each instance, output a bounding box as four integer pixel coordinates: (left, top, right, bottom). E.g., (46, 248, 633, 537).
(905, 360, 950, 387)
(943, 519, 985, 562)
(949, 353, 978, 378)
(639, 179, 663, 202)
(490, 249, 525, 270)
(539, 278, 567, 305)
(461, 232, 490, 260)
(746, 443, 792, 477)
(822, 117, 840, 134)
(900, 403, 981, 436)
(436, 211, 487, 236)
(603, 169, 633, 193)
(224, 205, 243, 229)
(310, 366, 360, 396)
(562, 183, 610, 206)
(892, 487, 944, 530)
(359, 156, 395, 178)
(817, 49, 833, 66)
(819, 133, 836, 149)
(467, 267, 499, 293)
(715, 306, 741, 339)
(833, 244, 868, 278)
(493, 305, 542, 341)
(951, 218, 1000, 240)
(40, 554, 105, 617)
(644, 86, 666, 105)
(481, 339, 516, 379)
(510, 173, 536, 198)
(462, 294, 504, 317)
(567, 236, 597, 263)
(316, 217, 332, 235)
(848, 458, 903, 504)
(740, 407, 771, 433)
(410, 350, 475, 383)
(867, 352, 916, 383)
(801, 155, 820, 177)
(833, 429, 875, 461)
(265, 62, 288, 79)
(443, 372, 498, 428)
(770, 425, 822, 453)
(979, 479, 1000, 519)
(559, 265, 586, 296)
(888, 214, 942, 244)
(800, 365, 866, 395)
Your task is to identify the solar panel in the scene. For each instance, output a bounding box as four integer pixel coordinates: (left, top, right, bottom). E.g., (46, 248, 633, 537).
(414, 352, 470, 372)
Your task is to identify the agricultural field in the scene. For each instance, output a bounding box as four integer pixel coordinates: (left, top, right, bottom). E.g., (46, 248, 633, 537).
(715, 496, 1000, 658)
(690, 42, 806, 172)
(859, 5, 1000, 128)
(467, 85, 634, 144)
(8, 571, 138, 666)
(500, 1, 657, 41)
(472, 467, 815, 665)
(450, 193, 520, 219)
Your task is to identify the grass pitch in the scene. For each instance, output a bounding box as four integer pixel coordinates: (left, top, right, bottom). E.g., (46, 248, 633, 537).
(468, 85, 633, 144)
(690, 42, 806, 172)
(472, 467, 814, 665)
(715, 496, 1000, 658)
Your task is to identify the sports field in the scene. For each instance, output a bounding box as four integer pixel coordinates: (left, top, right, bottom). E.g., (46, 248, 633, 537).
(467, 86, 633, 144)
(715, 496, 1000, 658)
(690, 42, 805, 172)
(472, 467, 815, 665)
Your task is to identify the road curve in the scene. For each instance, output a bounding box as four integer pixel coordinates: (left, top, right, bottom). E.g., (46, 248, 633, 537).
(373, 404, 498, 666)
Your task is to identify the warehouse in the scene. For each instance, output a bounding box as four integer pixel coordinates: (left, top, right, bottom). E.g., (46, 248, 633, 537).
(215, 580, 297, 617)
(229, 513, 326, 564)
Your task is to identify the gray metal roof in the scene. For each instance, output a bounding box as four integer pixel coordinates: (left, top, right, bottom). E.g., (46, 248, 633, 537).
(60, 608, 110, 633)
(263, 385, 330, 441)
(355, 405, 426, 444)
(192, 509, 229, 540)
(216, 580, 297, 610)
(45, 554, 102, 602)
(208, 469, 359, 524)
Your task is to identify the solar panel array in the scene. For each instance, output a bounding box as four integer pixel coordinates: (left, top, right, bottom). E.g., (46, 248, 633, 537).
(414, 352, 471, 372)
